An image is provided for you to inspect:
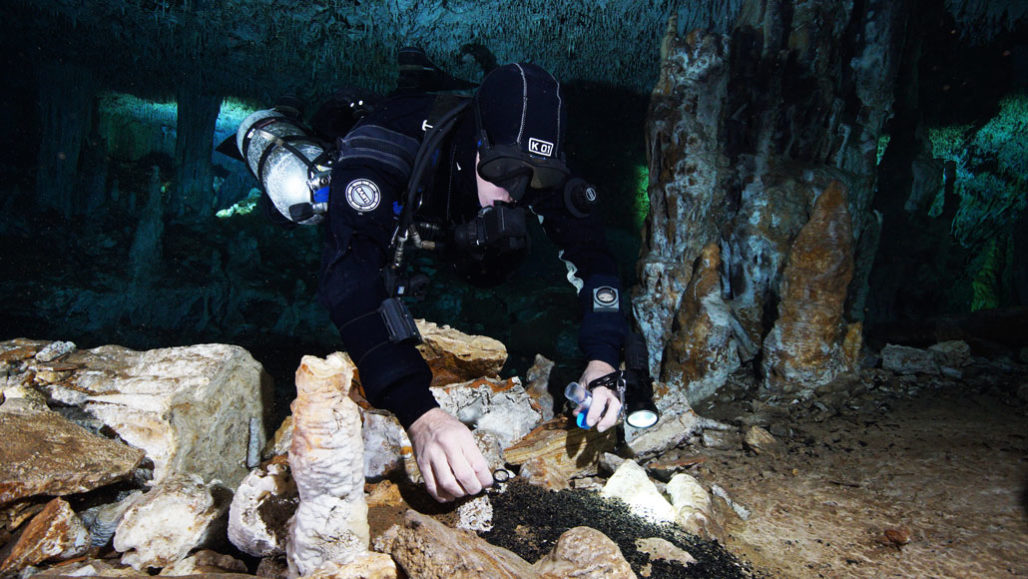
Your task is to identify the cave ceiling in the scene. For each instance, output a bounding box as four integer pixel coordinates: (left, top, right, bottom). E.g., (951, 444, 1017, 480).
(1, 0, 1023, 113)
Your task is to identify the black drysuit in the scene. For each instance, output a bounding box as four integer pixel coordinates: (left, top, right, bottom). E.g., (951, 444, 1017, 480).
(317, 93, 627, 428)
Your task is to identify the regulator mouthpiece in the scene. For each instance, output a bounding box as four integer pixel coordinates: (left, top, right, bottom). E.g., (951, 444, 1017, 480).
(564, 382, 592, 429)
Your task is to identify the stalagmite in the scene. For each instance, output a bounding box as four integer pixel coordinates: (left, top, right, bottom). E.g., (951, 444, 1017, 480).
(286, 353, 369, 577)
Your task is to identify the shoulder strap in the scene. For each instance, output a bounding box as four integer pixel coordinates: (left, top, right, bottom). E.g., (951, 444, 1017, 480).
(386, 96, 471, 292)
(400, 96, 471, 231)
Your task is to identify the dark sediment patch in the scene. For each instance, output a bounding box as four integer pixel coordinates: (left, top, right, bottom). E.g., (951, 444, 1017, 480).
(481, 479, 764, 578)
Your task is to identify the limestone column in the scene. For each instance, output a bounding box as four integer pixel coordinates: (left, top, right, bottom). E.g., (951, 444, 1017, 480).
(35, 62, 95, 219)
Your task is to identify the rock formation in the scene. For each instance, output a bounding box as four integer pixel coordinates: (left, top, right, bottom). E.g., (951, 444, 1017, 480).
(286, 353, 370, 576)
(114, 475, 231, 570)
(37, 342, 271, 488)
(761, 181, 862, 394)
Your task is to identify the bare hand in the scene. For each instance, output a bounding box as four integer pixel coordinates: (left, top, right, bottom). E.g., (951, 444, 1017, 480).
(577, 360, 622, 432)
(407, 408, 494, 502)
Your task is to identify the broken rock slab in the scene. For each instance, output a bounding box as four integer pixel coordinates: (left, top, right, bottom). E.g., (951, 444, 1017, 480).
(0, 408, 144, 507)
(380, 510, 537, 578)
(416, 320, 508, 387)
(39, 343, 272, 489)
(379, 510, 636, 579)
(882, 341, 973, 376)
(624, 402, 729, 458)
(433, 377, 542, 450)
(114, 474, 232, 570)
(227, 456, 296, 558)
(0, 498, 90, 575)
(503, 417, 617, 481)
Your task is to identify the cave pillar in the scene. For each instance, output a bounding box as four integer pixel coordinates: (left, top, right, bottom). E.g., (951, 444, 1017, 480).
(761, 181, 861, 393)
(634, 1, 906, 404)
(173, 88, 221, 219)
(632, 16, 732, 377)
(35, 62, 96, 220)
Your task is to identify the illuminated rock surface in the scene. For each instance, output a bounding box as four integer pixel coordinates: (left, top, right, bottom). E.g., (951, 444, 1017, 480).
(0, 498, 90, 575)
(761, 181, 860, 394)
(37, 343, 271, 488)
(0, 408, 144, 507)
(287, 353, 370, 576)
(114, 474, 231, 570)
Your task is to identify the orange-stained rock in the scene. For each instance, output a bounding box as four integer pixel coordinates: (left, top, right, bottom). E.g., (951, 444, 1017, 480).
(660, 243, 741, 404)
(366, 481, 405, 509)
(415, 320, 508, 387)
(381, 510, 536, 578)
(288, 353, 369, 576)
(0, 498, 90, 575)
(633, 29, 732, 379)
(519, 457, 571, 491)
(502, 417, 616, 478)
(726, 178, 813, 354)
(0, 410, 144, 507)
(762, 181, 858, 393)
(534, 526, 635, 579)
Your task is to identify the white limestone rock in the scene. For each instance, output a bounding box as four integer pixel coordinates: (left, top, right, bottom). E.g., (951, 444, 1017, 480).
(432, 377, 542, 449)
(362, 409, 410, 480)
(114, 474, 231, 570)
(600, 460, 676, 523)
(667, 473, 714, 536)
(42, 343, 271, 488)
(287, 353, 369, 577)
(80, 491, 144, 548)
(624, 401, 729, 458)
(928, 340, 972, 370)
(457, 496, 494, 533)
(227, 459, 297, 557)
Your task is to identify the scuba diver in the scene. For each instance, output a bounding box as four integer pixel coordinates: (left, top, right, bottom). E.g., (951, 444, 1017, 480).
(235, 48, 656, 503)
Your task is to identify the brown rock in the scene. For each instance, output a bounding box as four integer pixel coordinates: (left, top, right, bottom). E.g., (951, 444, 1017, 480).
(524, 354, 556, 421)
(502, 417, 616, 476)
(1, 500, 46, 541)
(519, 457, 571, 491)
(0, 342, 43, 363)
(0, 410, 144, 507)
(660, 243, 741, 403)
(635, 537, 696, 568)
(158, 549, 248, 575)
(384, 510, 537, 578)
(762, 181, 858, 393)
(366, 481, 405, 509)
(0, 498, 90, 574)
(415, 320, 508, 387)
(726, 179, 813, 356)
(34, 558, 141, 577)
(633, 31, 732, 379)
(743, 425, 779, 455)
(534, 526, 636, 578)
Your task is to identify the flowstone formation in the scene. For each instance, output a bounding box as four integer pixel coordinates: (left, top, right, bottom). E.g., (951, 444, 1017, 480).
(634, 1, 908, 402)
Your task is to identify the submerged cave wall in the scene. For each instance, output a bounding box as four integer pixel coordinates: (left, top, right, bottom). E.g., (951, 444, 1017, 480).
(0, 0, 1024, 401)
(633, 0, 1026, 403)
